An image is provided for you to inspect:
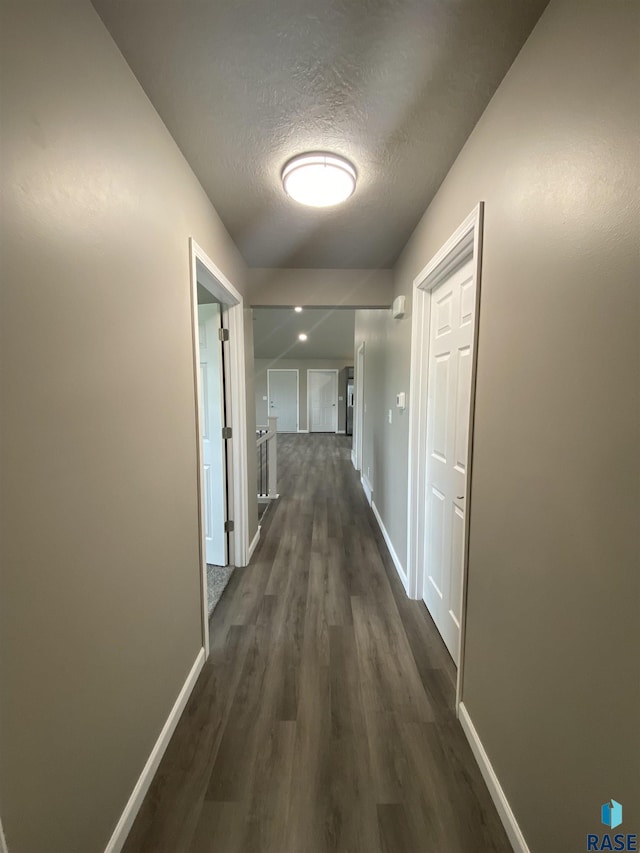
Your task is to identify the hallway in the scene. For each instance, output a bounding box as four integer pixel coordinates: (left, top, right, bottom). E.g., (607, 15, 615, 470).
(124, 435, 511, 853)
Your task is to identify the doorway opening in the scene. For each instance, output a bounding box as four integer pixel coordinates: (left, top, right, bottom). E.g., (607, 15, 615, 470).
(190, 239, 250, 658)
(407, 204, 484, 710)
(251, 307, 355, 439)
(196, 296, 233, 618)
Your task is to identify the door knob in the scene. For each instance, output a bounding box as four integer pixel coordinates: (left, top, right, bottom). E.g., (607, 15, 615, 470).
(457, 495, 465, 500)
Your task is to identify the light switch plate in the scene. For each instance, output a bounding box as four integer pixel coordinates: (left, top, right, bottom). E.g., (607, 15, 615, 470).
(396, 392, 406, 410)
(388, 409, 393, 424)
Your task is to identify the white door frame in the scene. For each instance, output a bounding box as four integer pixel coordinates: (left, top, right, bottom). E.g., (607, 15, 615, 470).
(352, 342, 365, 470)
(307, 369, 339, 433)
(189, 238, 250, 659)
(406, 203, 484, 712)
(267, 368, 299, 432)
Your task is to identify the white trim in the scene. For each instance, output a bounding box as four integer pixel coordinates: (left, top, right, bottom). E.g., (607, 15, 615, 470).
(354, 342, 365, 471)
(371, 500, 409, 594)
(306, 369, 339, 433)
(221, 289, 250, 571)
(192, 242, 242, 304)
(0, 817, 8, 853)
(297, 429, 309, 433)
(104, 649, 206, 853)
(247, 526, 261, 562)
(190, 240, 251, 658)
(267, 368, 299, 433)
(361, 473, 373, 505)
(336, 429, 346, 434)
(405, 204, 484, 711)
(351, 448, 357, 469)
(458, 703, 529, 853)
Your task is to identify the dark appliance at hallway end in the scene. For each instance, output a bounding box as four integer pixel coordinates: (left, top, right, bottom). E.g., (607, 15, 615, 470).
(346, 367, 354, 436)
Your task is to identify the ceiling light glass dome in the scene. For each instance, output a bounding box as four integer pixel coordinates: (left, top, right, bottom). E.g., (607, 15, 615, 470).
(282, 153, 356, 207)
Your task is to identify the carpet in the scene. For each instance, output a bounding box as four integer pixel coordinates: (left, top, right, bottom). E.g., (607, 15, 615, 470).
(206, 564, 234, 618)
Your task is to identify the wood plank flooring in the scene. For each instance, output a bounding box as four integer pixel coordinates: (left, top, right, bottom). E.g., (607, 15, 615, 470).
(123, 434, 511, 853)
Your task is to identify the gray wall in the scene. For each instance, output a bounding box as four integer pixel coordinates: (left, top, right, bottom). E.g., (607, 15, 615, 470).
(0, 1, 256, 851)
(353, 311, 396, 491)
(255, 359, 353, 432)
(357, 1, 639, 850)
(248, 267, 393, 307)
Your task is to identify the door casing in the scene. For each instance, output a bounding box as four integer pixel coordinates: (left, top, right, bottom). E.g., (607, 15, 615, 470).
(189, 238, 250, 659)
(406, 203, 484, 713)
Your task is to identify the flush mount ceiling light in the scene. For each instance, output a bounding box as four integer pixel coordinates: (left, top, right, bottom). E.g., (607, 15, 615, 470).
(282, 153, 356, 207)
(298, 333, 308, 341)
(294, 306, 303, 312)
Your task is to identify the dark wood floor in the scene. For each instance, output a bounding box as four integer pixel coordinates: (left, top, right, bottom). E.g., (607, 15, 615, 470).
(123, 434, 511, 853)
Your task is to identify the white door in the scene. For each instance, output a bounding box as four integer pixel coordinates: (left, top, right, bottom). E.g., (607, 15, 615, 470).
(308, 370, 338, 432)
(423, 258, 475, 663)
(198, 303, 227, 567)
(268, 369, 298, 432)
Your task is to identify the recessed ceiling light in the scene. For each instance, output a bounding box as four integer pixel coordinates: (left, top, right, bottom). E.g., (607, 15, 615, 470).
(282, 153, 356, 208)
(294, 306, 303, 313)
(298, 333, 308, 341)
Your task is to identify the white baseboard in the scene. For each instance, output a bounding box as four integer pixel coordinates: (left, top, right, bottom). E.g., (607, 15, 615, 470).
(458, 703, 529, 853)
(361, 473, 373, 505)
(337, 429, 346, 434)
(297, 429, 309, 433)
(104, 648, 206, 853)
(351, 449, 357, 469)
(371, 500, 409, 594)
(247, 526, 261, 562)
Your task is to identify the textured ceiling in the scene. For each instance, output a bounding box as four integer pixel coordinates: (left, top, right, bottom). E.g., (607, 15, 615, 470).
(92, 0, 548, 268)
(253, 308, 355, 360)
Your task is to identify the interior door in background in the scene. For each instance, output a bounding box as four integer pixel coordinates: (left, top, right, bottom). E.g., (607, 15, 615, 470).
(308, 370, 338, 433)
(198, 302, 228, 567)
(267, 369, 298, 432)
(423, 258, 475, 664)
